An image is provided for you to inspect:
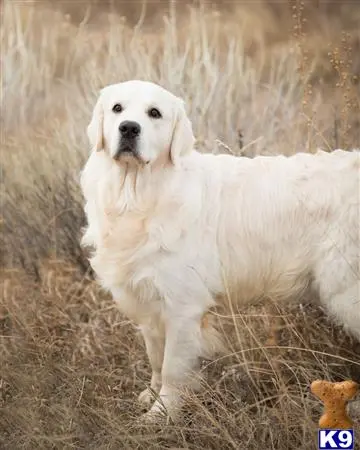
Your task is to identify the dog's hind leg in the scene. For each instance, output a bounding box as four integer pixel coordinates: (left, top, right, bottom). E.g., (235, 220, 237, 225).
(313, 212, 360, 340)
(315, 246, 360, 340)
(321, 281, 360, 340)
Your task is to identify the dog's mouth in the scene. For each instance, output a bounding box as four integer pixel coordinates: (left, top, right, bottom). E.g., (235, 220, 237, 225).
(114, 139, 137, 158)
(113, 140, 148, 165)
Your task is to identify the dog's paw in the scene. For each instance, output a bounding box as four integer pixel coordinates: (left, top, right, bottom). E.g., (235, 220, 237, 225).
(136, 409, 169, 427)
(137, 387, 156, 405)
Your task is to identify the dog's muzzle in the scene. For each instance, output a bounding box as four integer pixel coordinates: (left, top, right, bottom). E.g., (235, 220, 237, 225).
(114, 120, 141, 159)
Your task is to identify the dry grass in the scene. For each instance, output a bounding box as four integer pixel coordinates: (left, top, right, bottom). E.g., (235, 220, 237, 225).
(1, 1, 360, 449)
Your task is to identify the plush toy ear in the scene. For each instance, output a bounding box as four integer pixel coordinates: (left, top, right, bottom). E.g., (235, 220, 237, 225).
(169, 98, 195, 165)
(87, 94, 104, 152)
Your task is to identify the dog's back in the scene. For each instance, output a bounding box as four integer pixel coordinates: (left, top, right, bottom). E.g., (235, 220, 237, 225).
(211, 149, 360, 338)
(306, 150, 360, 338)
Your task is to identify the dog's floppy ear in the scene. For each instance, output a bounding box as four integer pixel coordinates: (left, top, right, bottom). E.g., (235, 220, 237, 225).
(170, 98, 195, 165)
(87, 93, 104, 152)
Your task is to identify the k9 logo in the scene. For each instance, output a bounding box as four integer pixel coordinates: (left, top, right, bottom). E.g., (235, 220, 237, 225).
(318, 429, 354, 449)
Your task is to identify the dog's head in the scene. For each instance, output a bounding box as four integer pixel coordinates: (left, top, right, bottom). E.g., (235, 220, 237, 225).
(87, 80, 195, 167)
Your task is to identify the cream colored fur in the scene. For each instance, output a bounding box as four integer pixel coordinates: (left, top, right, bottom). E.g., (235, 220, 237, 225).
(80, 80, 360, 422)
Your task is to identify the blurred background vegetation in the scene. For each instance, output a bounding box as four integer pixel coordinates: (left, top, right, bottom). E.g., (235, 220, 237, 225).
(1, 2, 360, 449)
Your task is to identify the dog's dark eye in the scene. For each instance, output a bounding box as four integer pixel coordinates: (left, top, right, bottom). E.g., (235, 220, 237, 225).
(112, 103, 123, 113)
(148, 107, 162, 119)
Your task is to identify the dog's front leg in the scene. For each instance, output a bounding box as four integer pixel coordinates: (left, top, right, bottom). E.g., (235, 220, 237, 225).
(111, 287, 165, 407)
(144, 272, 213, 422)
(138, 322, 165, 406)
(151, 316, 203, 420)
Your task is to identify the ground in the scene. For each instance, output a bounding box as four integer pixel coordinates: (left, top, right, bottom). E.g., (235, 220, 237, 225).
(1, 1, 360, 449)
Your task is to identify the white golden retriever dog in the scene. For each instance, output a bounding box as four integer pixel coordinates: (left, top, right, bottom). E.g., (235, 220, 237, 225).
(80, 80, 360, 421)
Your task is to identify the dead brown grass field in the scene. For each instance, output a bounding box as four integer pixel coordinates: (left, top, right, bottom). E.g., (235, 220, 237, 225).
(1, 1, 360, 449)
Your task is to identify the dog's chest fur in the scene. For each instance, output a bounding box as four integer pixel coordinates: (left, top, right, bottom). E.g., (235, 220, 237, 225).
(80, 153, 189, 318)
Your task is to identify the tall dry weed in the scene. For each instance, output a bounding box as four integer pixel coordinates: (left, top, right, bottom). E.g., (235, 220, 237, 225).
(1, 1, 359, 449)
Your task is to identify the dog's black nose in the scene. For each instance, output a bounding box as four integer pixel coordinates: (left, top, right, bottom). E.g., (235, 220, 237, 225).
(119, 121, 141, 139)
